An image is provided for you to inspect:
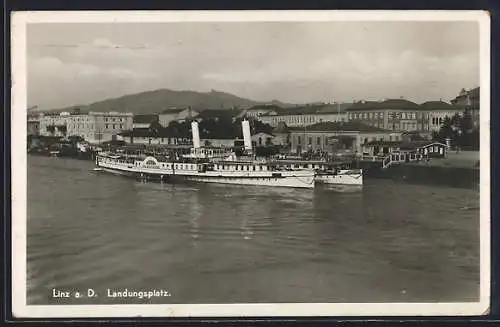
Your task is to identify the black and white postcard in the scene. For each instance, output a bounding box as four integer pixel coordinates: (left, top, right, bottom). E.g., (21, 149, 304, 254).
(11, 10, 491, 318)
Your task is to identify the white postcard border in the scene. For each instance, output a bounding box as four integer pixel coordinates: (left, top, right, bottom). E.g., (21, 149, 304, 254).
(11, 10, 491, 318)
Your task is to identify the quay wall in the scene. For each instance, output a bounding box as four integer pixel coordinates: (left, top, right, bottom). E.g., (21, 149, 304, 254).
(362, 164, 480, 189)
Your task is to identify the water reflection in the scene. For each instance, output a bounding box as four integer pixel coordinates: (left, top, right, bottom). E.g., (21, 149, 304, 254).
(27, 156, 480, 304)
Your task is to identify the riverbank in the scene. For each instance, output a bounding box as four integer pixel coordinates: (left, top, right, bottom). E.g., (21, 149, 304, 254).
(364, 163, 479, 189)
(359, 151, 480, 189)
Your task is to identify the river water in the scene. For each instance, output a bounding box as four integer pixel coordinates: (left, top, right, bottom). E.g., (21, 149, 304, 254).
(26, 155, 480, 304)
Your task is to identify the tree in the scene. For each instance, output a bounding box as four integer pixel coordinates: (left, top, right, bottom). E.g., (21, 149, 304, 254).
(433, 110, 478, 149)
(166, 120, 191, 138)
(56, 124, 67, 136)
(46, 125, 56, 135)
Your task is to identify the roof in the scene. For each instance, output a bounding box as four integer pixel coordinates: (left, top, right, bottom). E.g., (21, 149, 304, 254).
(197, 109, 243, 119)
(419, 101, 464, 111)
(133, 114, 159, 124)
(247, 104, 283, 111)
(289, 121, 391, 133)
(315, 103, 353, 113)
(160, 108, 190, 114)
(346, 99, 420, 111)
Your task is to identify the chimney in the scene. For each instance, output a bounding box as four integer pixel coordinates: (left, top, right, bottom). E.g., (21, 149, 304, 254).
(191, 121, 201, 149)
(242, 119, 252, 152)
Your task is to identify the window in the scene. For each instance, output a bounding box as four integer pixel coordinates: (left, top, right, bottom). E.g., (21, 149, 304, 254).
(316, 137, 320, 145)
(105, 124, 109, 129)
(297, 136, 301, 144)
(308, 137, 312, 145)
(113, 124, 116, 129)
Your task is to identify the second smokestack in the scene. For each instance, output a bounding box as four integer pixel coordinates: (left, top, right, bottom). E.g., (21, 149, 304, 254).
(191, 121, 201, 148)
(242, 119, 252, 151)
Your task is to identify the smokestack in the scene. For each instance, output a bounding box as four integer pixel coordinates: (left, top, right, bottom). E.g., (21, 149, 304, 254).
(191, 121, 201, 149)
(242, 119, 252, 151)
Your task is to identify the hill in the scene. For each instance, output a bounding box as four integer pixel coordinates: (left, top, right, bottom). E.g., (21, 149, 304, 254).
(39, 89, 294, 114)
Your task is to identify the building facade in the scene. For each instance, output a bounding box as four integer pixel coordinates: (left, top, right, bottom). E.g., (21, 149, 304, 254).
(38, 111, 133, 143)
(345, 99, 429, 132)
(345, 98, 464, 133)
(240, 104, 280, 118)
(450, 87, 480, 127)
(420, 101, 465, 132)
(120, 128, 234, 148)
(259, 112, 347, 128)
(288, 122, 402, 155)
(251, 132, 275, 146)
(27, 114, 40, 136)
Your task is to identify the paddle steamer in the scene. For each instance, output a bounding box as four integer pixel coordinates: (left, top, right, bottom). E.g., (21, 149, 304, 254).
(96, 120, 316, 189)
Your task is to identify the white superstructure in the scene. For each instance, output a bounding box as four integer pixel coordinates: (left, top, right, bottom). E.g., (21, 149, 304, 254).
(272, 159, 363, 186)
(96, 154, 316, 189)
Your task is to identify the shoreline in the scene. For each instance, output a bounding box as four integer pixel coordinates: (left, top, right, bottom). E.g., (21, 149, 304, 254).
(29, 153, 479, 190)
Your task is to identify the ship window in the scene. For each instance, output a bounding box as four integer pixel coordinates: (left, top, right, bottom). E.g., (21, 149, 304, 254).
(253, 166, 256, 171)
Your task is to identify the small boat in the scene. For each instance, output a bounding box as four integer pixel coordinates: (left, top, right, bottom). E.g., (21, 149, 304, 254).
(272, 159, 363, 186)
(92, 167, 104, 171)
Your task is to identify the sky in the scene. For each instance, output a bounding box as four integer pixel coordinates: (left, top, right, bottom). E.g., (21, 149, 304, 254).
(26, 21, 480, 110)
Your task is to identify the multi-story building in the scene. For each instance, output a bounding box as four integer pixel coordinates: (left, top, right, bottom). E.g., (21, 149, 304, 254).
(288, 121, 402, 155)
(420, 101, 465, 132)
(27, 114, 41, 136)
(450, 87, 480, 127)
(158, 107, 199, 127)
(240, 104, 280, 118)
(258, 103, 349, 127)
(38, 111, 133, 143)
(345, 99, 429, 132)
(345, 98, 464, 133)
